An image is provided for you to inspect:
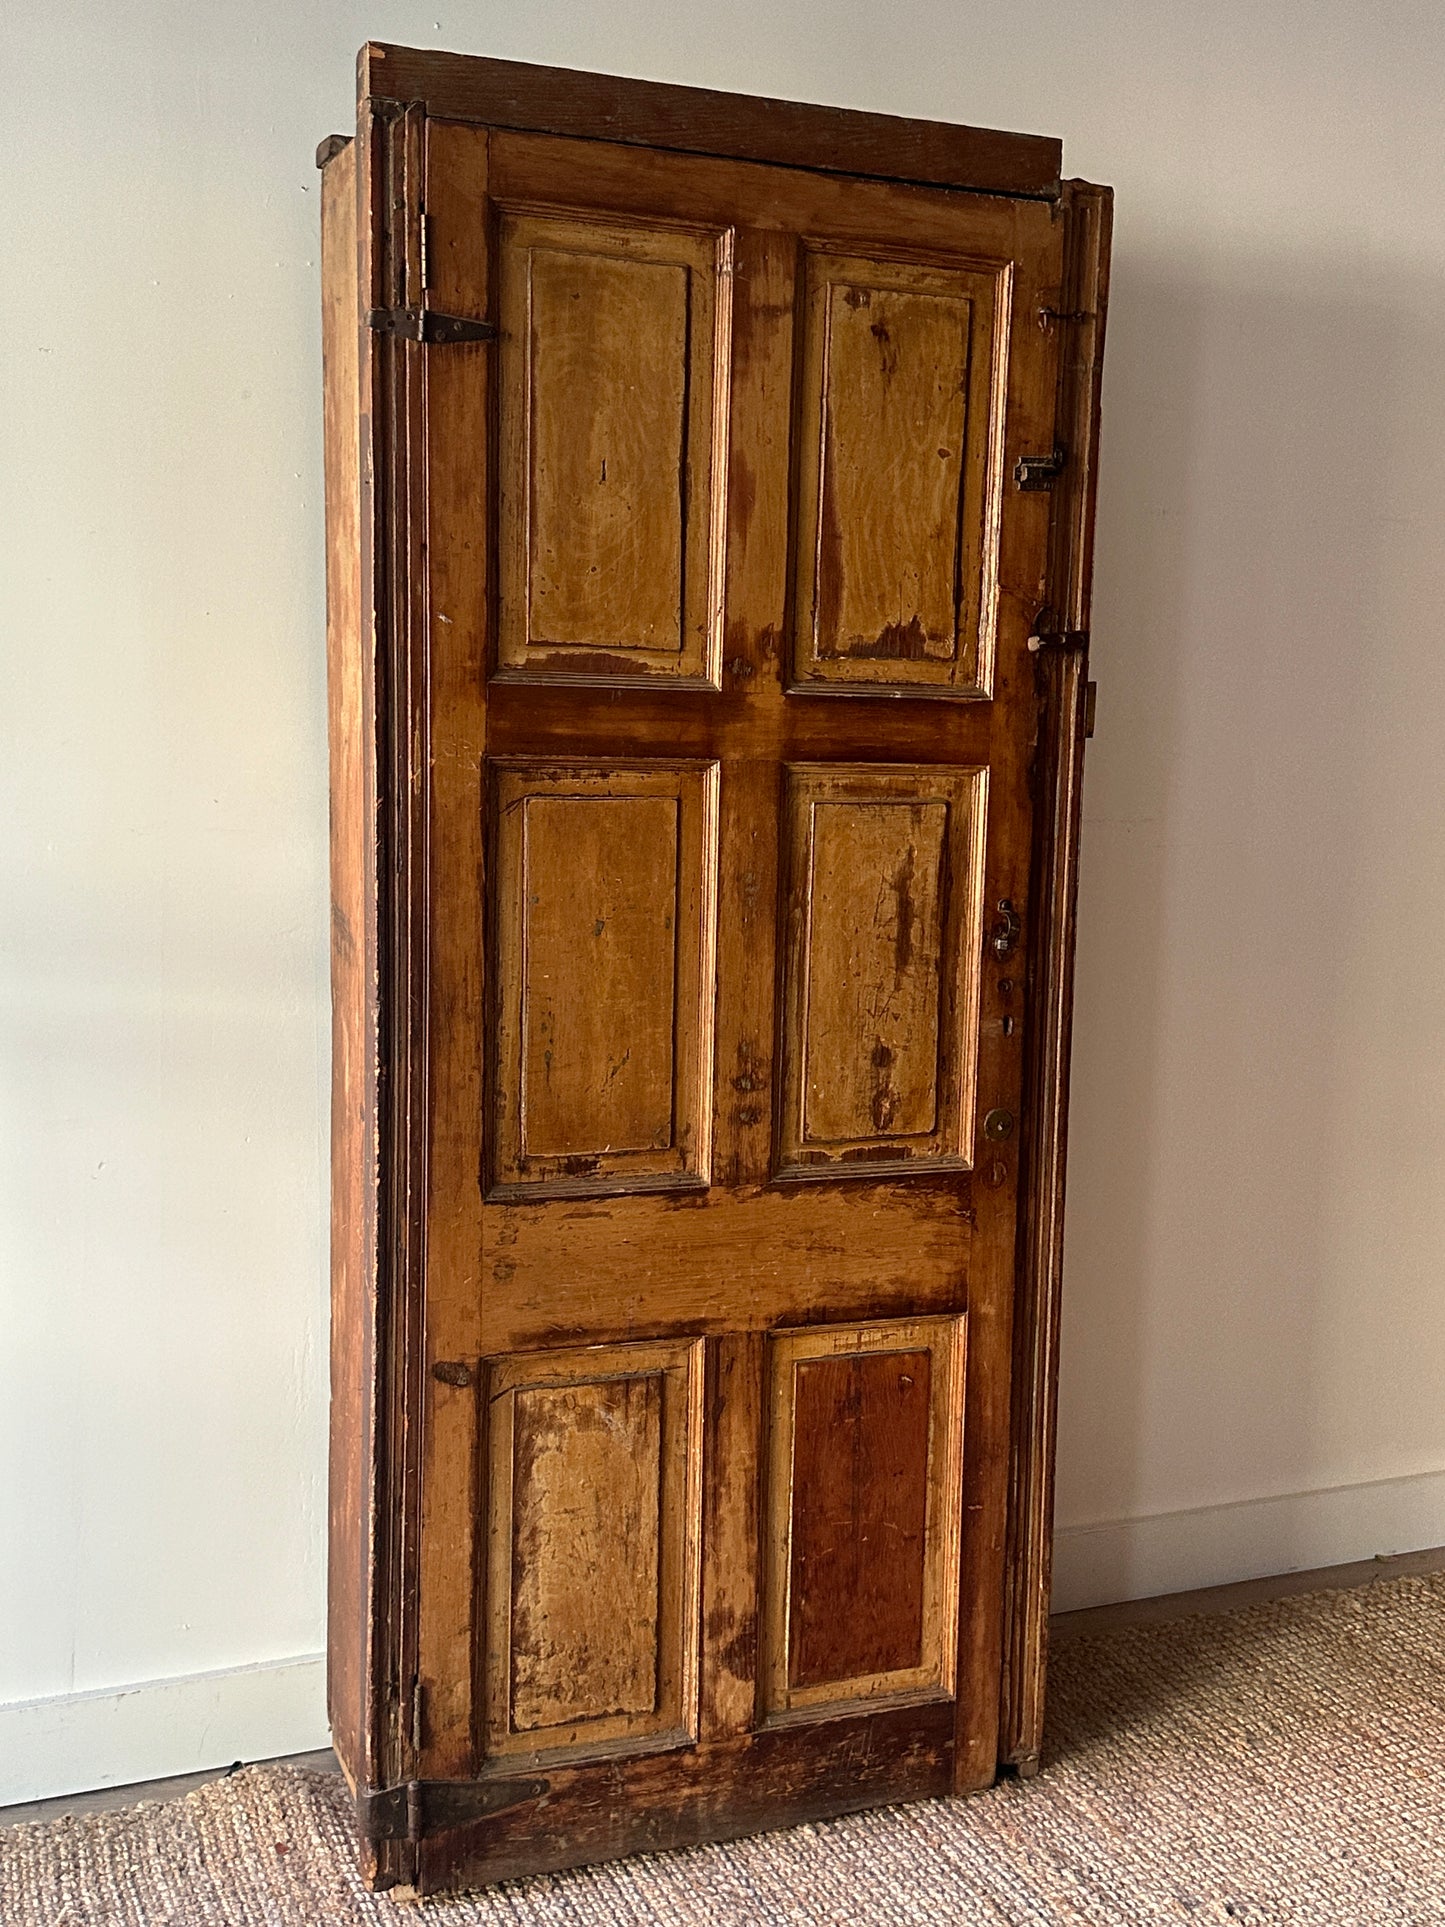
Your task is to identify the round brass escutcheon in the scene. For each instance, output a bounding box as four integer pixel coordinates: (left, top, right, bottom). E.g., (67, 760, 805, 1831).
(983, 1107, 1015, 1141)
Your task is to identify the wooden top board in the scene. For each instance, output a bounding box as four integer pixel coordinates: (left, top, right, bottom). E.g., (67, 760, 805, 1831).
(358, 42, 1062, 200)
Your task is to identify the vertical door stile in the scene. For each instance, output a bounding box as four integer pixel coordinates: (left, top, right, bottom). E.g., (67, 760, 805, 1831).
(944, 197, 1066, 1794)
(1002, 178, 1113, 1775)
(355, 95, 433, 1878)
(415, 112, 493, 1787)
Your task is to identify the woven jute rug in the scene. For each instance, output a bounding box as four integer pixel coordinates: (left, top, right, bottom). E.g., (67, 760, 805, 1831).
(4, 1571, 1443, 1925)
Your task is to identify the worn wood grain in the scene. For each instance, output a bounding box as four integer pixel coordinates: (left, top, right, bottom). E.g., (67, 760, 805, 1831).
(787, 1349, 933, 1687)
(477, 1182, 974, 1353)
(792, 251, 1004, 694)
(762, 1318, 965, 1716)
(489, 760, 718, 1196)
(1000, 178, 1114, 1777)
(361, 44, 1061, 200)
(372, 105, 432, 1876)
(509, 1376, 663, 1728)
(320, 132, 372, 1797)
(496, 211, 731, 684)
(698, 1333, 764, 1736)
(804, 805, 948, 1140)
(418, 1700, 957, 1894)
(487, 128, 1052, 288)
(776, 765, 987, 1176)
(413, 113, 492, 1786)
(484, 1340, 703, 1762)
(328, 97, 432, 1893)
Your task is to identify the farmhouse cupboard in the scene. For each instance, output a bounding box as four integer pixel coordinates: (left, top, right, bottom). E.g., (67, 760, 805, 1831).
(320, 42, 1110, 1895)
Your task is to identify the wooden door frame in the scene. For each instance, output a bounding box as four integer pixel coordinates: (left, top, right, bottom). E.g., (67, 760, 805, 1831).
(1001, 179, 1112, 1774)
(322, 47, 1110, 1889)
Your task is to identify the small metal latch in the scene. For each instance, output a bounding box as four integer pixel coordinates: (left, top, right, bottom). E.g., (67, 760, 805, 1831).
(1027, 609, 1090, 655)
(366, 306, 497, 346)
(1013, 447, 1067, 492)
(989, 899, 1022, 961)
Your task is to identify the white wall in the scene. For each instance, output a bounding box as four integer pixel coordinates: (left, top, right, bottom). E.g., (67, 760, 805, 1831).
(4, 0, 1443, 1802)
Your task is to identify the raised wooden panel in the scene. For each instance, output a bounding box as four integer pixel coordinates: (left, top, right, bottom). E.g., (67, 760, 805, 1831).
(490, 760, 719, 1197)
(762, 1317, 966, 1717)
(789, 1347, 932, 1686)
(484, 1338, 704, 1762)
(497, 210, 732, 685)
(511, 1375, 662, 1730)
(776, 764, 987, 1178)
(790, 248, 1007, 696)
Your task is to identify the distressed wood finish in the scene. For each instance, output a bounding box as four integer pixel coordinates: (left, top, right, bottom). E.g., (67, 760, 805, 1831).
(409, 113, 492, 1794)
(488, 759, 719, 1196)
(472, 1181, 974, 1352)
(484, 1339, 704, 1760)
(496, 211, 731, 684)
(425, 1700, 957, 1889)
(1002, 178, 1114, 1776)
(789, 1350, 934, 1687)
(791, 251, 1005, 694)
(360, 44, 1062, 200)
(322, 48, 1110, 1897)
(762, 1317, 966, 1716)
(320, 133, 373, 1797)
(776, 764, 987, 1177)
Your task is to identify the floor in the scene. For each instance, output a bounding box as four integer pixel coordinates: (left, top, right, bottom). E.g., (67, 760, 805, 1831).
(0, 1749, 341, 1832)
(9, 1563, 1445, 1924)
(4, 1544, 1441, 1833)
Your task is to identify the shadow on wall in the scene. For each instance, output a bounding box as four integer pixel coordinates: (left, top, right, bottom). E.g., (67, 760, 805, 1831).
(1053, 240, 1445, 1605)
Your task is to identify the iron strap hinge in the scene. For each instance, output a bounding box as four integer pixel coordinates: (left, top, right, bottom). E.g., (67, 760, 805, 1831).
(366, 306, 497, 346)
(358, 1774, 547, 1845)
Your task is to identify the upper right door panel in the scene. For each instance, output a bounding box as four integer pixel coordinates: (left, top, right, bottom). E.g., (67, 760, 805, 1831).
(791, 244, 1008, 697)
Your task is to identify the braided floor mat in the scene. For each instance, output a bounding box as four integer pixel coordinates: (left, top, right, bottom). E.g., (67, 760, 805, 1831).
(3, 1571, 1442, 1924)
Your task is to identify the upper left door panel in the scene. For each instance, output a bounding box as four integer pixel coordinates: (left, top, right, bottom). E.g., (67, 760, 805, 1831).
(494, 205, 734, 687)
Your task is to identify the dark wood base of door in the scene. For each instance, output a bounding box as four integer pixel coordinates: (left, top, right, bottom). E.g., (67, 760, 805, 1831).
(361, 1701, 972, 1896)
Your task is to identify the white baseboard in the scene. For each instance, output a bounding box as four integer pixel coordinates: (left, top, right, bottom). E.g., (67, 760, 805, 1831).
(6, 1471, 1443, 1810)
(1052, 1466, 1445, 1612)
(0, 1654, 327, 1808)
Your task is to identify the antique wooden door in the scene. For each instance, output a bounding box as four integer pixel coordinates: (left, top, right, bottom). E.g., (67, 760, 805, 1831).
(322, 46, 1109, 1896)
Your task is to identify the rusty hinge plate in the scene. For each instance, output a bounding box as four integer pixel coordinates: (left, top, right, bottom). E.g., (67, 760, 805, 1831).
(1013, 446, 1067, 491)
(366, 306, 497, 346)
(358, 1774, 547, 1844)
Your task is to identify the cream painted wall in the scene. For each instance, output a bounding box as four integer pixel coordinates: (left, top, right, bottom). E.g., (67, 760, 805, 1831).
(4, 0, 1443, 1801)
